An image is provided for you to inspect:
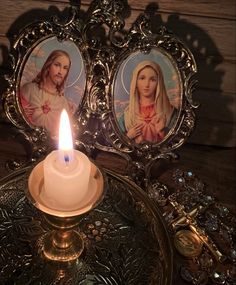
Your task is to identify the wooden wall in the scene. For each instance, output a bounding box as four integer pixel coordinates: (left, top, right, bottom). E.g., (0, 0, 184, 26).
(0, 0, 235, 147)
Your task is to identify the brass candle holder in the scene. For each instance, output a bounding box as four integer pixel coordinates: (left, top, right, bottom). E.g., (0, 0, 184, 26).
(26, 160, 105, 262)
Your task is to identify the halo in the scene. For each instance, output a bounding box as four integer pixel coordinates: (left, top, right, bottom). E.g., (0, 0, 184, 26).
(120, 53, 139, 95)
(119, 49, 180, 99)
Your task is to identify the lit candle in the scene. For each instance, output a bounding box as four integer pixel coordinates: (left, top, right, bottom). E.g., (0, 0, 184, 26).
(40, 109, 91, 211)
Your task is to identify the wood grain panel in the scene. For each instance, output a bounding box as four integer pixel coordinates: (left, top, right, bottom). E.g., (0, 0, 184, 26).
(75, 0, 236, 20)
(0, 0, 89, 37)
(0, 37, 10, 67)
(190, 88, 236, 147)
(123, 0, 236, 20)
(195, 57, 236, 94)
(123, 9, 236, 60)
(1, 1, 235, 61)
(0, 0, 235, 147)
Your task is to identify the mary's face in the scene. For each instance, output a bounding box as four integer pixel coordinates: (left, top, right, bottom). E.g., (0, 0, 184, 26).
(136, 67, 158, 99)
(48, 55, 70, 86)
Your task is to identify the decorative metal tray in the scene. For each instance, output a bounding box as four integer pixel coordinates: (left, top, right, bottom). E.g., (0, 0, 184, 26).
(0, 166, 173, 285)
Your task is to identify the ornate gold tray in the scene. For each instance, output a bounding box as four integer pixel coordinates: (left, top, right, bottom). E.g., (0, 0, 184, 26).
(0, 166, 173, 284)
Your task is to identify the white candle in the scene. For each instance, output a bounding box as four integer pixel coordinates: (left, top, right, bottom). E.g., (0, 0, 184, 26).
(40, 109, 91, 211)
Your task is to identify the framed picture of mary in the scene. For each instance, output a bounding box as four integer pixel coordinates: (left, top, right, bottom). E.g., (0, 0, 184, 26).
(113, 49, 182, 145)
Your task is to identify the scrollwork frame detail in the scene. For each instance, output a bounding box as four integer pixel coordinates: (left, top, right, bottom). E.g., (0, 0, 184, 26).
(86, 10, 199, 184)
(2, 1, 198, 183)
(2, 6, 90, 166)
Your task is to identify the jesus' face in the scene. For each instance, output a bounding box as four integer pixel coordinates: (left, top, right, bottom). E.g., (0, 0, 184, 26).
(48, 55, 70, 86)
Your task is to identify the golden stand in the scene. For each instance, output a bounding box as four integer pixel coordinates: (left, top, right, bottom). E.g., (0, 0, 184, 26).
(26, 160, 104, 262)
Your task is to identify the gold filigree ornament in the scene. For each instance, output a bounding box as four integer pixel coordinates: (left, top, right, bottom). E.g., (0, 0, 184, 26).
(174, 229, 203, 258)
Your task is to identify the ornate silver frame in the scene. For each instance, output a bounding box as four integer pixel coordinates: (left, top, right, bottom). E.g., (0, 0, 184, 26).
(87, 11, 199, 183)
(2, 1, 198, 181)
(2, 6, 90, 164)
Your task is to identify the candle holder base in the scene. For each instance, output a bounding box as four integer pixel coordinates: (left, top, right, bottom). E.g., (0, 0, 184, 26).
(27, 160, 105, 262)
(43, 230, 84, 262)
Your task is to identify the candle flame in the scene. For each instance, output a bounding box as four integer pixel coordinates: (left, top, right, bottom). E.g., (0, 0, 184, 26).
(59, 109, 73, 162)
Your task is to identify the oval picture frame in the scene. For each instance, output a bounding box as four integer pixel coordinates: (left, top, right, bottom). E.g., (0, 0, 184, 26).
(19, 36, 86, 138)
(113, 48, 182, 146)
(98, 17, 198, 178)
(3, 8, 90, 162)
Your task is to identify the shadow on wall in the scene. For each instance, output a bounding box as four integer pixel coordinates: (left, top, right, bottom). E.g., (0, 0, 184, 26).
(145, 3, 233, 147)
(0, 1, 233, 147)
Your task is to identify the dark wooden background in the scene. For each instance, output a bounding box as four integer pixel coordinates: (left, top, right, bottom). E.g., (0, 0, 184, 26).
(0, 0, 235, 146)
(0, 1, 235, 213)
(0, 3, 235, 285)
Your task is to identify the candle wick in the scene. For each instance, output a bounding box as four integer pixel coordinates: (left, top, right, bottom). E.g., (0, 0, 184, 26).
(64, 154, 70, 165)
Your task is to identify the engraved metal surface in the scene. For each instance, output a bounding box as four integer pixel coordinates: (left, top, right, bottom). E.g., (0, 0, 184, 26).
(0, 166, 173, 285)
